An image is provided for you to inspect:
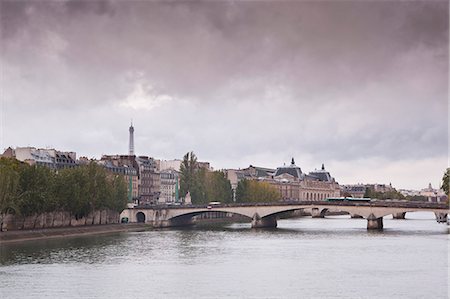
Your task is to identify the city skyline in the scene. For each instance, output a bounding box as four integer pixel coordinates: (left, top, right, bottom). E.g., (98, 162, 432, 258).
(1, 1, 448, 190)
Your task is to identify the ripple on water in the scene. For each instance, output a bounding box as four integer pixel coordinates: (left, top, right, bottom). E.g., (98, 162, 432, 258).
(0, 214, 448, 299)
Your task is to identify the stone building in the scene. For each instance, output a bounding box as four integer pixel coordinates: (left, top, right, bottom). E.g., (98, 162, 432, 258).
(135, 156, 160, 205)
(157, 159, 182, 172)
(366, 183, 394, 193)
(156, 159, 212, 172)
(224, 168, 260, 201)
(227, 159, 339, 201)
(3, 146, 77, 169)
(159, 168, 180, 204)
(101, 155, 160, 205)
(341, 184, 366, 198)
(99, 155, 139, 202)
(226, 159, 340, 202)
(420, 183, 447, 203)
(263, 159, 340, 201)
(241, 165, 276, 178)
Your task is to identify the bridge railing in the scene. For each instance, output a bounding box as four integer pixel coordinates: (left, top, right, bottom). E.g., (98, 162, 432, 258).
(134, 200, 448, 210)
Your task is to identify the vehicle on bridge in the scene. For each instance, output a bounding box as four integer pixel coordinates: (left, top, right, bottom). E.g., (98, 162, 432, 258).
(207, 201, 222, 209)
(327, 197, 371, 202)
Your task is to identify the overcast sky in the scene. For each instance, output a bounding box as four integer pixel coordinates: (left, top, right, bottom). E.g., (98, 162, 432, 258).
(1, 0, 448, 190)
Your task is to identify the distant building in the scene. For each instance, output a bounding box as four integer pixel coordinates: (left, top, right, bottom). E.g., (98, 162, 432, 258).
(3, 146, 77, 169)
(1, 147, 14, 158)
(159, 168, 180, 203)
(419, 183, 447, 203)
(366, 183, 394, 193)
(341, 184, 367, 198)
(158, 159, 182, 172)
(224, 169, 247, 201)
(55, 151, 77, 169)
(197, 161, 212, 171)
(135, 156, 160, 205)
(227, 159, 340, 201)
(241, 165, 276, 178)
(100, 155, 160, 205)
(99, 155, 139, 202)
(157, 159, 212, 172)
(398, 189, 420, 197)
(264, 160, 340, 201)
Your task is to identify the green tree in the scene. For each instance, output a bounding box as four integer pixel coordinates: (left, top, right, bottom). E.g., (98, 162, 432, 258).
(363, 187, 372, 198)
(442, 168, 449, 197)
(85, 162, 111, 211)
(1, 158, 128, 228)
(180, 151, 198, 197)
(204, 171, 233, 203)
(235, 179, 249, 202)
(110, 175, 128, 212)
(16, 165, 55, 216)
(235, 179, 280, 203)
(364, 186, 404, 200)
(190, 167, 207, 204)
(179, 152, 234, 204)
(0, 158, 23, 228)
(55, 166, 90, 219)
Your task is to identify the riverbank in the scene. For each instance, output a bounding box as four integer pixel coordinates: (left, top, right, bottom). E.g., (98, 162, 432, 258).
(0, 213, 356, 244)
(0, 223, 151, 244)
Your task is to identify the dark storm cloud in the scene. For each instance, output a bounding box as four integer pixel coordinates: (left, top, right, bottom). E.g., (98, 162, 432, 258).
(0, 0, 448, 189)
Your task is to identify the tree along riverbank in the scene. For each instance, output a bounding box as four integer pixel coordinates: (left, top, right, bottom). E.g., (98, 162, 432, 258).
(0, 159, 128, 232)
(0, 223, 151, 244)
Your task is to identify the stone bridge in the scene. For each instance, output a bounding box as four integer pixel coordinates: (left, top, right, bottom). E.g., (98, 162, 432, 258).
(120, 201, 449, 230)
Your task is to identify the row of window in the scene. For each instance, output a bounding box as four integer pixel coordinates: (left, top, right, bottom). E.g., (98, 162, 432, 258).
(305, 193, 332, 200)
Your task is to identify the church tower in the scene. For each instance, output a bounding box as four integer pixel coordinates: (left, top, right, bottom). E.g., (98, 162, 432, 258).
(129, 122, 135, 156)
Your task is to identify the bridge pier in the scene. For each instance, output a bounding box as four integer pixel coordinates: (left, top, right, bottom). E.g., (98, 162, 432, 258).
(311, 208, 325, 218)
(251, 214, 277, 228)
(367, 214, 383, 230)
(435, 213, 448, 223)
(392, 212, 406, 219)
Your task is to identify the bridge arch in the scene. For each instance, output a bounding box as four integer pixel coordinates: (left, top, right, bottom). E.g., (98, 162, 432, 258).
(256, 207, 306, 220)
(320, 208, 328, 217)
(167, 210, 253, 227)
(136, 211, 146, 223)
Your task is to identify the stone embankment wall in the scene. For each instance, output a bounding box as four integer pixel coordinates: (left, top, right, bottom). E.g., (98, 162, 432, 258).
(1, 210, 120, 231)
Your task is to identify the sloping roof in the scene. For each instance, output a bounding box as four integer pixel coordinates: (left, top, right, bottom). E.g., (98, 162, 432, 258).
(308, 172, 332, 182)
(308, 164, 334, 182)
(274, 158, 302, 179)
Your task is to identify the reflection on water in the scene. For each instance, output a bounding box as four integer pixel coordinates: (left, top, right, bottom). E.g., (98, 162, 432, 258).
(0, 213, 448, 298)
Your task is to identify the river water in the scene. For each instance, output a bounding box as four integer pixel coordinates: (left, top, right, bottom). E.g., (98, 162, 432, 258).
(0, 213, 448, 298)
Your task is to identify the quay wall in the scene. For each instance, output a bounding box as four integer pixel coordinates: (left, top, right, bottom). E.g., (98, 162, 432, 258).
(1, 210, 120, 231)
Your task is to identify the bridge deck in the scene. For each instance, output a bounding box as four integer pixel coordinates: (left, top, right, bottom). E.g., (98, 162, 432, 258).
(135, 200, 448, 210)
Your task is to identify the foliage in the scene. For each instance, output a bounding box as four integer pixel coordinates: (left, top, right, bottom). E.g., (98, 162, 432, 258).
(179, 152, 233, 204)
(0, 158, 23, 214)
(442, 168, 449, 197)
(235, 179, 281, 203)
(0, 158, 127, 219)
(404, 195, 428, 202)
(204, 171, 233, 204)
(17, 164, 55, 216)
(179, 151, 198, 198)
(363, 187, 405, 200)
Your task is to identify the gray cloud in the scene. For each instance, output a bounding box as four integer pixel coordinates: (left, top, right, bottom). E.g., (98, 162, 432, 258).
(1, 0, 448, 189)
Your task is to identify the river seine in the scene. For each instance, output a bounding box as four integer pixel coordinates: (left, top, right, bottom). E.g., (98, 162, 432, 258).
(1, 212, 448, 298)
